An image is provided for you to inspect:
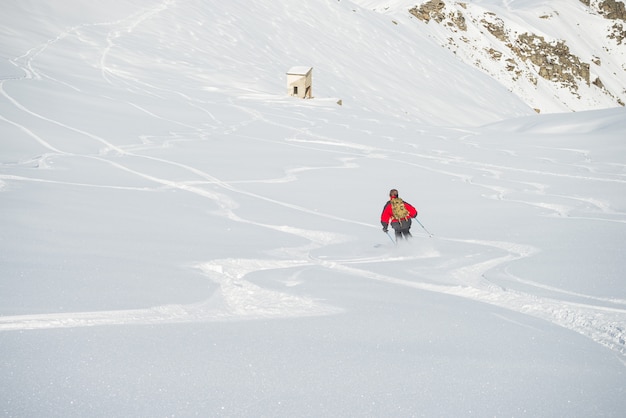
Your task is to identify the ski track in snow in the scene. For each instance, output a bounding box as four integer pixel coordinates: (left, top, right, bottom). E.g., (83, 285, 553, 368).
(1, 1, 625, 363)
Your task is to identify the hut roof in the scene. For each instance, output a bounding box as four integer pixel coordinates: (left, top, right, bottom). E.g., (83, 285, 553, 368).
(286, 66, 312, 75)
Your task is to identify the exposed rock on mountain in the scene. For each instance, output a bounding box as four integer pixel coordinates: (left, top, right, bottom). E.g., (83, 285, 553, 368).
(408, 0, 625, 113)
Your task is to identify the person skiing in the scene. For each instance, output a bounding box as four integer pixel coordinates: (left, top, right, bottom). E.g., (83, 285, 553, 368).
(381, 188, 418, 240)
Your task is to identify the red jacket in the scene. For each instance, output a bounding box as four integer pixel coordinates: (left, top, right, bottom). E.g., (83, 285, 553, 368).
(381, 198, 418, 225)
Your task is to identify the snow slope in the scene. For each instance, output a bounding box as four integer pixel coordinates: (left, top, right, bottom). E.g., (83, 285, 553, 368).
(1, 0, 625, 416)
(358, 0, 626, 113)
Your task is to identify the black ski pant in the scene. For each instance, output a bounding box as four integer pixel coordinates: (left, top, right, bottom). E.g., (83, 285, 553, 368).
(391, 218, 412, 239)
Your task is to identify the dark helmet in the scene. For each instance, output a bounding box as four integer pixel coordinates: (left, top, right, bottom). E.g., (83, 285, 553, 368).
(389, 189, 399, 198)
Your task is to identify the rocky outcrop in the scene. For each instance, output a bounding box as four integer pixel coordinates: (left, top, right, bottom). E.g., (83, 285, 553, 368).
(480, 14, 506, 41)
(408, 0, 625, 111)
(409, 1, 468, 31)
(608, 22, 626, 44)
(591, 0, 626, 44)
(598, 0, 626, 20)
(512, 34, 590, 90)
(409, 1, 447, 23)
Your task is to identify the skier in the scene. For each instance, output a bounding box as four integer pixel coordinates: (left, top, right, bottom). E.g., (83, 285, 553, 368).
(381, 188, 418, 240)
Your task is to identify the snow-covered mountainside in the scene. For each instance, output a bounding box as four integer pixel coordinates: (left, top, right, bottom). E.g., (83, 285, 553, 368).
(1, 0, 537, 128)
(1, 1, 626, 416)
(358, 0, 626, 113)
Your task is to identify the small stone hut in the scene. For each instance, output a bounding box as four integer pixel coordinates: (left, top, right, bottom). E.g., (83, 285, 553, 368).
(286, 66, 312, 98)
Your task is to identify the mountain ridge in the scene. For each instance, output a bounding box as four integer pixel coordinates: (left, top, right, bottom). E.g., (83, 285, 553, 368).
(360, 0, 626, 113)
(2, 0, 624, 128)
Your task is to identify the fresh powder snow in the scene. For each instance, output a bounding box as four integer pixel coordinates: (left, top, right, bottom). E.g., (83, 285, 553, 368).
(1, 1, 625, 416)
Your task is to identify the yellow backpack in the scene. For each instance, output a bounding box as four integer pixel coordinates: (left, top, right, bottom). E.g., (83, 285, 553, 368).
(391, 198, 410, 220)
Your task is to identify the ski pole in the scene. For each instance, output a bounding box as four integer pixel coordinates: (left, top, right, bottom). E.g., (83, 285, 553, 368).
(385, 230, 396, 245)
(414, 217, 433, 237)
